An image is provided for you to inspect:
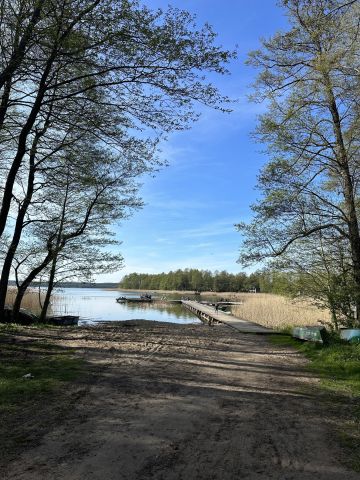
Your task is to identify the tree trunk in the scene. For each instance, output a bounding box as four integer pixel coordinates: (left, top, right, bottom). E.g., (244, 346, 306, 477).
(324, 74, 360, 325)
(0, 78, 12, 127)
(0, 155, 35, 315)
(0, 50, 56, 239)
(39, 255, 57, 323)
(12, 252, 53, 323)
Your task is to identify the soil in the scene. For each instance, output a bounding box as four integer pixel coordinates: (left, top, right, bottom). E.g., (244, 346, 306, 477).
(1, 320, 359, 480)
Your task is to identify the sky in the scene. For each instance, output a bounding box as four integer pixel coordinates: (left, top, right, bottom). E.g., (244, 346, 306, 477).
(101, 0, 289, 282)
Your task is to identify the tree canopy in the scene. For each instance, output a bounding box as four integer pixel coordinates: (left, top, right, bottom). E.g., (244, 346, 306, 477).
(0, 0, 235, 318)
(237, 0, 360, 327)
(119, 269, 262, 293)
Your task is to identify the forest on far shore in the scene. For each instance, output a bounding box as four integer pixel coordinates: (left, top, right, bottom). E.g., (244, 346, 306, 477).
(119, 269, 294, 294)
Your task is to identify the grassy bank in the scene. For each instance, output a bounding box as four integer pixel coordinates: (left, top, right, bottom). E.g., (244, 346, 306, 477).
(271, 334, 360, 470)
(0, 324, 85, 465)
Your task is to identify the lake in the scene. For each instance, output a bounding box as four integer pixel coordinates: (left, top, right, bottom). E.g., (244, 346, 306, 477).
(51, 288, 200, 325)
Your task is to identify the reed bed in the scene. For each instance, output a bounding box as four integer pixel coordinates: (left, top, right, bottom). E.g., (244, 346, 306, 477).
(5, 288, 44, 315)
(230, 293, 331, 330)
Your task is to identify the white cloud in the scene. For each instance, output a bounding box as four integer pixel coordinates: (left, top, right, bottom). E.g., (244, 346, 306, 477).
(177, 218, 238, 239)
(147, 197, 210, 211)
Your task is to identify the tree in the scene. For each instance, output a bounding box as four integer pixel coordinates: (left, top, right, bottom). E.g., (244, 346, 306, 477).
(0, 0, 235, 316)
(38, 240, 123, 322)
(9, 140, 141, 321)
(0, 0, 234, 237)
(268, 229, 357, 328)
(118, 269, 254, 292)
(237, 0, 360, 325)
(212, 270, 230, 292)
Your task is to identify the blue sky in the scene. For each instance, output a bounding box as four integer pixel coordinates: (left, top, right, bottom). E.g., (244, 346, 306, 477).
(103, 1, 289, 282)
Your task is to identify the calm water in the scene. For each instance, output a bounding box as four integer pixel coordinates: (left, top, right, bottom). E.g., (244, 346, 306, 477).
(51, 288, 200, 325)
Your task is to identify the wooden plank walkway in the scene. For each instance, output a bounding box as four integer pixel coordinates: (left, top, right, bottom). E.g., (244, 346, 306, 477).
(201, 301, 243, 306)
(181, 300, 273, 334)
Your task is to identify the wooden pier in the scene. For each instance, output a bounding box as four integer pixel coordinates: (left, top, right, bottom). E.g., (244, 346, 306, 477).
(201, 301, 243, 306)
(181, 300, 273, 334)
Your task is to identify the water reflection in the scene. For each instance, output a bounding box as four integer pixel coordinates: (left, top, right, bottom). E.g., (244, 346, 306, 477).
(52, 288, 199, 325)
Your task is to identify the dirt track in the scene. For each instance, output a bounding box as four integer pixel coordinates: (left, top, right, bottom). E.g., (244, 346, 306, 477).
(2, 321, 359, 480)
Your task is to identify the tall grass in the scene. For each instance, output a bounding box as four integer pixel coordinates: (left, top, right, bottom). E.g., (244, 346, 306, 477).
(231, 292, 331, 330)
(5, 288, 44, 315)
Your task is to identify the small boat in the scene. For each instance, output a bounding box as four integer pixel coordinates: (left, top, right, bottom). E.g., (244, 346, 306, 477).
(292, 326, 326, 343)
(116, 295, 152, 303)
(116, 297, 127, 303)
(46, 315, 79, 326)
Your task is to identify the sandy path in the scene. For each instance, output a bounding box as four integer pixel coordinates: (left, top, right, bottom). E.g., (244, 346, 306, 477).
(2, 321, 359, 480)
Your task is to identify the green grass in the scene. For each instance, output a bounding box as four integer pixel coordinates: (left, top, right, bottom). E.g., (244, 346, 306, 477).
(270, 334, 360, 396)
(0, 353, 84, 412)
(270, 334, 360, 470)
(0, 336, 84, 414)
(0, 326, 86, 465)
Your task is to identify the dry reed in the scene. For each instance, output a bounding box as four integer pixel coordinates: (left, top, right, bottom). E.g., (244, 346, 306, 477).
(230, 293, 331, 330)
(5, 288, 44, 314)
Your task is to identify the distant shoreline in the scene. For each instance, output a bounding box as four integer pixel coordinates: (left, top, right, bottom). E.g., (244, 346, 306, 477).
(115, 288, 245, 298)
(7, 281, 120, 289)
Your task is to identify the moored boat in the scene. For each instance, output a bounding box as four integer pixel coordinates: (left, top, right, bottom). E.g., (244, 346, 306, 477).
(46, 315, 79, 326)
(116, 295, 152, 303)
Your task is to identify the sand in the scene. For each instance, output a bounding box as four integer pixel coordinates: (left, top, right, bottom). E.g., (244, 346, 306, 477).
(1, 320, 359, 480)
